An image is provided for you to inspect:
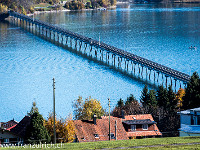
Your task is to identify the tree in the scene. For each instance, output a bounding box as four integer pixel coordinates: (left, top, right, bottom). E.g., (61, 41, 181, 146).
(175, 88, 185, 109)
(182, 72, 200, 109)
(45, 114, 75, 143)
(148, 89, 157, 107)
(110, 0, 116, 6)
(140, 85, 149, 107)
(112, 95, 143, 117)
(25, 103, 50, 144)
(117, 98, 124, 108)
(124, 94, 143, 115)
(157, 85, 168, 109)
(167, 86, 177, 113)
(73, 96, 106, 120)
(0, 3, 8, 13)
(28, 101, 39, 116)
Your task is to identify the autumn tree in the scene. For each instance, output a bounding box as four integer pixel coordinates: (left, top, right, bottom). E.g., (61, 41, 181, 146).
(73, 96, 106, 120)
(182, 72, 200, 109)
(45, 114, 75, 143)
(175, 88, 185, 109)
(0, 3, 7, 13)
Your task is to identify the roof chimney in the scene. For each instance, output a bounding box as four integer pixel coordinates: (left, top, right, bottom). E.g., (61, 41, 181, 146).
(93, 114, 97, 125)
(121, 110, 125, 119)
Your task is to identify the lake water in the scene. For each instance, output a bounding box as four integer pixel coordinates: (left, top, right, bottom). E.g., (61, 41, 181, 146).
(0, 3, 200, 122)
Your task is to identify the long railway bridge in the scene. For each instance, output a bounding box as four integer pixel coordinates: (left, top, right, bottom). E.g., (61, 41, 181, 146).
(8, 11, 191, 91)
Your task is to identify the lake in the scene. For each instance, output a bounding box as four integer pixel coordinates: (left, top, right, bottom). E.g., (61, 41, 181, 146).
(0, 3, 200, 122)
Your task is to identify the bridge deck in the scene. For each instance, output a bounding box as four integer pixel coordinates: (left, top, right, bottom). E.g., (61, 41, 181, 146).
(9, 11, 191, 83)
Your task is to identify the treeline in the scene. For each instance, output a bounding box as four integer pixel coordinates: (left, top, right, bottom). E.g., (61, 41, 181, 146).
(65, 0, 117, 10)
(112, 72, 200, 136)
(0, 0, 60, 14)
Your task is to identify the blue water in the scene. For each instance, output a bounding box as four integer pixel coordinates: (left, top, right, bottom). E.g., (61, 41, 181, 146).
(1, 3, 200, 122)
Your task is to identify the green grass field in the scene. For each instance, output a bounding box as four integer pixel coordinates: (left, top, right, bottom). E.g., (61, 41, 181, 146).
(34, 3, 52, 8)
(1, 136, 200, 149)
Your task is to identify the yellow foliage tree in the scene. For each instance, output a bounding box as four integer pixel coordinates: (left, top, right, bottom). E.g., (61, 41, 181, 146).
(0, 3, 8, 13)
(45, 113, 75, 143)
(73, 96, 106, 120)
(175, 88, 185, 108)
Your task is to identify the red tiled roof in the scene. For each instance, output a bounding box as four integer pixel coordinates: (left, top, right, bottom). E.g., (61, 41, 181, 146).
(6, 124, 17, 131)
(123, 114, 154, 120)
(122, 114, 162, 137)
(74, 114, 162, 142)
(127, 130, 162, 137)
(74, 117, 128, 142)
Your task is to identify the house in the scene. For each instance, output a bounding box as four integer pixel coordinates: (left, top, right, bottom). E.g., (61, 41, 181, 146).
(0, 116, 30, 145)
(122, 114, 162, 138)
(10, 115, 30, 144)
(74, 115, 128, 142)
(178, 107, 200, 136)
(1, 119, 18, 130)
(74, 114, 162, 142)
(0, 128, 20, 145)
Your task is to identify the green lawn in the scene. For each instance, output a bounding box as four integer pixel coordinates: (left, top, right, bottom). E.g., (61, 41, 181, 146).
(1, 136, 200, 149)
(34, 3, 52, 8)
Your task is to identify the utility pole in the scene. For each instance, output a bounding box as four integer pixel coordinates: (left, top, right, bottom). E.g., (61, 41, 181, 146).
(53, 78, 56, 144)
(115, 120, 117, 141)
(108, 98, 111, 141)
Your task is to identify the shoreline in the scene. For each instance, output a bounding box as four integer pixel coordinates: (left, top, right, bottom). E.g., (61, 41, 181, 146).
(27, 5, 117, 16)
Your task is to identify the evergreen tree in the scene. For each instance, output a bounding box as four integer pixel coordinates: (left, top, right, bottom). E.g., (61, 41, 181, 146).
(140, 85, 149, 107)
(117, 98, 124, 108)
(28, 101, 39, 116)
(25, 102, 50, 144)
(167, 86, 177, 113)
(125, 94, 137, 105)
(157, 85, 168, 109)
(148, 89, 157, 107)
(182, 72, 200, 109)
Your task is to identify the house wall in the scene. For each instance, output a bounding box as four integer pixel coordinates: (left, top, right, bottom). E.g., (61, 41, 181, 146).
(180, 114, 191, 127)
(125, 124, 155, 132)
(0, 130, 19, 144)
(179, 131, 200, 137)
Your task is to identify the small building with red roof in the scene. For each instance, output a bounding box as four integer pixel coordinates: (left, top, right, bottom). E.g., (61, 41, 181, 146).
(122, 114, 162, 138)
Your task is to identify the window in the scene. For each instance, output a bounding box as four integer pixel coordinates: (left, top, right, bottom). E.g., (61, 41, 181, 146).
(191, 116, 194, 125)
(197, 116, 200, 125)
(94, 134, 99, 138)
(4, 138, 9, 143)
(109, 133, 115, 139)
(142, 124, 148, 130)
(131, 125, 136, 131)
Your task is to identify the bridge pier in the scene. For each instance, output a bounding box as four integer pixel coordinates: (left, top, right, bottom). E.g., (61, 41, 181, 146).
(165, 75, 168, 88)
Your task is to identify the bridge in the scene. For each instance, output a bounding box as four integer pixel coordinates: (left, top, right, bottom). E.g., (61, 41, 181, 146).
(8, 11, 190, 91)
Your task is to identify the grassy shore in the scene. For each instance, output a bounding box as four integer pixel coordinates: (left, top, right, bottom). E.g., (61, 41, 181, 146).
(1, 136, 200, 149)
